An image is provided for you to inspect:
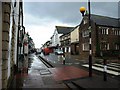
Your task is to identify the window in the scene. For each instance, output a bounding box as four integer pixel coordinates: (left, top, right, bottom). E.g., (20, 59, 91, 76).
(104, 43, 109, 50)
(101, 27, 109, 35)
(117, 30, 120, 35)
(115, 30, 118, 35)
(112, 29, 115, 35)
(101, 43, 109, 50)
(82, 43, 89, 51)
(112, 29, 120, 35)
(112, 28, 115, 30)
(82, 30, 89, 37)
(106, 28, 109, 34)
(66, 47, 69, 52)
(107, 43, 109, 50)
(115, 44, 119, 50)
(83, 19, 87, 24)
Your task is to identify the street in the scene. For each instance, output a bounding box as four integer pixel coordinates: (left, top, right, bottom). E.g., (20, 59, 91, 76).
(9, 53, 119, 89)
(0, 1, 120, 89)
(39, 53, 120, 80)
(10, 53, 90, 89)
(39, 53, 84, 67)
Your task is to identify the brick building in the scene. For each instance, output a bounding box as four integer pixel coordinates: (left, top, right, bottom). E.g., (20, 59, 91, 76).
(79, 14, 120, 60)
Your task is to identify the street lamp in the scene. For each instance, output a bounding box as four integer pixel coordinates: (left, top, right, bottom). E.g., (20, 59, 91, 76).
(79, 7, 86, 16)
(80, 0, 92, 77)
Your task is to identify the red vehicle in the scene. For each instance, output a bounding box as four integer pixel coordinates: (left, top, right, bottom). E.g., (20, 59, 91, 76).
(43, 47, 53, 55)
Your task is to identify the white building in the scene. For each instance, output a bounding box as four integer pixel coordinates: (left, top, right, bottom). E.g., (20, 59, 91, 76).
(51, 28, 62, 47)
(51, 26, 73, 51)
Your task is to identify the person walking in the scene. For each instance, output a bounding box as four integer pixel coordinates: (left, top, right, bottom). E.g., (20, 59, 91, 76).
(62, 53, 65, 65)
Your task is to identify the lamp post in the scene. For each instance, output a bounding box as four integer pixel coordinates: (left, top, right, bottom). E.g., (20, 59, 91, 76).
(80, 0, 92, 77)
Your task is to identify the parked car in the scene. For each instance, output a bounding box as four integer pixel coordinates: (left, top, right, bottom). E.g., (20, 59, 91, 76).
(36, 51, 41, 55)
(55, 50, 64, 55)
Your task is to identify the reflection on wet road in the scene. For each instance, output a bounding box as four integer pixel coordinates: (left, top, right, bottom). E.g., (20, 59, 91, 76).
(40, 53, 80, 67)
(40, 53, 64, 64)
(28, 54, 48, 75)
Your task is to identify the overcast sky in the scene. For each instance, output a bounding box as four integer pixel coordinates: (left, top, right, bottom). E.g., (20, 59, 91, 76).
(24, 2, 119, 48)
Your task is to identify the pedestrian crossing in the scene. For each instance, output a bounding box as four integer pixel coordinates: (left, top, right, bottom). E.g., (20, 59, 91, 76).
(82, 62, 120, 76)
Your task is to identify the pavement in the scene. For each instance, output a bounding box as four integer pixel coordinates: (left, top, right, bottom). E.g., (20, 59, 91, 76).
(9, 54, 68, 89)
(9, 53, 120, 89)
(39, 53, 120, 89)
(72, 76, 120, 89)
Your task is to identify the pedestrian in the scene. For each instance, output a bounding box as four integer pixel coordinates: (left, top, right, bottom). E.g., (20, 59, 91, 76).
(62, 53, 65, 65)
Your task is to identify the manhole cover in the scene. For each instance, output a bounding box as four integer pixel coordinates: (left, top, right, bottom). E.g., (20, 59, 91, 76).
(40, 69, 51, 75)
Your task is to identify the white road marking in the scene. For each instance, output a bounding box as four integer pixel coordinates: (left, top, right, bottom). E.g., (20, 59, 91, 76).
(94, 64, 120, 71)
(82, 64, 120, 76)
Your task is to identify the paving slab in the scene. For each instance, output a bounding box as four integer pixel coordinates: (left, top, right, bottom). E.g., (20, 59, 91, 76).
(49, 66, 89, 81)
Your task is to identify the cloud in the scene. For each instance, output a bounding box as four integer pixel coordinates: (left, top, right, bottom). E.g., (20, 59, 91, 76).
(24, 2, 118, 25)
(91, 2, 118, 18)
(25, 25, 54, 48)
(24, 2, 119, 48)
(24, 2, 87, 25)
(22, 0, 120, 2)
(25, 15, 74, 48)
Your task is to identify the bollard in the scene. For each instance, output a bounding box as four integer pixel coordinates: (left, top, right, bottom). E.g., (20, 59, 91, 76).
(103, 59, 107, 81)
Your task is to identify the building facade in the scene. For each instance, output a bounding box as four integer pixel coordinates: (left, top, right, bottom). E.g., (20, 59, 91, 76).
(60, 33, 71, 53)
(79, 14, 120, 60)
(51, 26, 73, 51)
(0, 1, 24, 89)
(70, 25, 80, 55)
(51, 27, 61, 47)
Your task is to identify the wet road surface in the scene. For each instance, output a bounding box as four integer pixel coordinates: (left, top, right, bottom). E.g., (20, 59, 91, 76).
(11, 54, 89, 89)
(39, 53, 81, 67)
(12, 54, 68, 88)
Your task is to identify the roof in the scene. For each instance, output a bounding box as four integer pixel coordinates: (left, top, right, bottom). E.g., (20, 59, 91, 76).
(90, 14, 120, 28)
(55, 26, 74, 34)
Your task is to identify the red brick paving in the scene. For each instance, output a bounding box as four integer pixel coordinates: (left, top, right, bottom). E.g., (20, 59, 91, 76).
(49, 66, 89, 81)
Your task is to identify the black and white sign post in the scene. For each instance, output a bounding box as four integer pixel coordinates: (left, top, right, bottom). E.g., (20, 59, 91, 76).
(80, 0, 92, 77)
(101, 51, 107, 81)
(103, 58, 107, 81)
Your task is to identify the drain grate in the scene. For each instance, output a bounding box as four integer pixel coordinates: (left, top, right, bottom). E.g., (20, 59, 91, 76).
(40, 69, 51, 75)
